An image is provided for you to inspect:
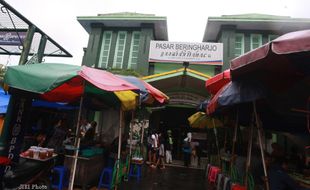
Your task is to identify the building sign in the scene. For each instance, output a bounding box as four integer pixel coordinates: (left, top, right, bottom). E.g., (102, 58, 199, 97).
(0, 31, 26, 46)
(149, 41, 223, 65)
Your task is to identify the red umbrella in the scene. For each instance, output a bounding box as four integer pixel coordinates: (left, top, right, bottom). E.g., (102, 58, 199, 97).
(230, 29, 310, 92)
(205, 69, 231, 95)
(41, 65, 139, 102)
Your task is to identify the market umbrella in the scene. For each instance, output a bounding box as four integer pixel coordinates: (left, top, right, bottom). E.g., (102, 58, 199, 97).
(0, 88, 10, 114)
(231, 29, 310, 92)
(205, 69, 231, 95)
(4, 63, 140, 189)
(4, 63, 139, 110)
(207, 80, 267, 115)
(118, 75, 169, 105)
(188, 111, 223, 129)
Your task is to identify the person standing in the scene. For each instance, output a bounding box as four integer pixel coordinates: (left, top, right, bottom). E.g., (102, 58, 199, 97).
(150, 132, 159, 168)
(81, 121, 97, 148)
(183, 132, 192, 167)
(165, 130, 173, 164)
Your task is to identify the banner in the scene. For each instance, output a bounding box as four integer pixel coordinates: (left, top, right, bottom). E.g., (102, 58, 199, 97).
(0, 95, 31, 174)
(149, 41, 223, 65)
(0, 31, 26, 46)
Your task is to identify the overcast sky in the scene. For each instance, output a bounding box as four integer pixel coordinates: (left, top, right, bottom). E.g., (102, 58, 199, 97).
(3, 0, 310, 66)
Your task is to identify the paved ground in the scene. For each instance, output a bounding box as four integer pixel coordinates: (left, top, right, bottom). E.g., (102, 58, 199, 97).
(118, 164, 208, 190)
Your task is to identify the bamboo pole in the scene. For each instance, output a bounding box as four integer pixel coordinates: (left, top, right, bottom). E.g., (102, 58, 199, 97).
(129, 121, 133, 157)
(245, 116, 254, 188)
(212, 118, 220, 166)
(230, 110, 239, 173)
(68, 95, 84, 190)
(253, 101, 270, 190)
(115, 108, 123, 189)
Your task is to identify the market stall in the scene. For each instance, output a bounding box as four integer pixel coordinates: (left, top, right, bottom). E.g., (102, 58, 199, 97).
(1, 63, 139, 189)
(205, 29, 310, 190)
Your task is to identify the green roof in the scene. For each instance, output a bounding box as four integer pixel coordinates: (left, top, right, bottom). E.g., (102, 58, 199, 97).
(78, 12, 166, 21)
(77, 12, 168, 40)
(208, 13, 310, 22)
(97, 12, 158, 18)
(218, 13, 290, 20)
(203, 13, 310, 41)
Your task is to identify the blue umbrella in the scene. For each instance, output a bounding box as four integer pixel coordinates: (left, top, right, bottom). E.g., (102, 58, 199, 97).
(0, 88, 10, 114)
(117, 75, 149, 103)
(218, 80, 267, 107)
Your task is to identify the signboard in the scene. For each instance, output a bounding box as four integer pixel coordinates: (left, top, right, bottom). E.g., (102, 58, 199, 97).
(0, 31, 26, 46)
(0, 95, 31, 174)
(149, 41, 223, 65)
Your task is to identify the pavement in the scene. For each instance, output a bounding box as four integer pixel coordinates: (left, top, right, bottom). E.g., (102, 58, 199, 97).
(118, 163, 208, 190)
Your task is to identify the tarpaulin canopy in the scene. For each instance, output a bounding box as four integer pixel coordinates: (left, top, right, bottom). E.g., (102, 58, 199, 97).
(118, 75, 169, 105)
(188, 111, 223, 129)
(205, 69, 231, 95)
(0, 88, 10, 114)
(4, 63, 139, 110)
(207, 81, 267, 115)
(230, 29, 310, 91)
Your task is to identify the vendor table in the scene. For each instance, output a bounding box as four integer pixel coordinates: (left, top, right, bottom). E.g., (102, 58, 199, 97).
(64, 154, 104, 190)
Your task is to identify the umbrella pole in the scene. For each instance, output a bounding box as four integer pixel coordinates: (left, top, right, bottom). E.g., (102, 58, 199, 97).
(230, 110, 239, 173)
(129, 111, 134, 158)
(253, 101, 270, 190)
(115, 108, 123, 189)
(245, 115, 254, 188)
(212, 119, 220, 166)
(68, 95, 84, 190)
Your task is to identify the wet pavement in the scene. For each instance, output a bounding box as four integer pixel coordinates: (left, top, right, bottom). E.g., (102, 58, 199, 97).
(119, 165, 208, 190)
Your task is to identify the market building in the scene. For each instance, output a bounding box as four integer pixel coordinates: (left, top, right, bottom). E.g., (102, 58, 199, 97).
(77, 12, 310, 162)
(78, 13, 216, 155)
(203, 13, 310, 70)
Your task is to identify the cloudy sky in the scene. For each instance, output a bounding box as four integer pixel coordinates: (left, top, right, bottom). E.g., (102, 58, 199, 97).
(3, 0, 310, 66)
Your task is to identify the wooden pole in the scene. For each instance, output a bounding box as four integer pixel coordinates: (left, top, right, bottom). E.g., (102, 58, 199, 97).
(230, 110, 239, 173)
(129, 121, 133, 157)
(253, 101, 270, 190)
(68, 95, 84, 190)
(245, 116, 254, 188)
(212, 119, 220, 166)
(115, 108, 123, 189)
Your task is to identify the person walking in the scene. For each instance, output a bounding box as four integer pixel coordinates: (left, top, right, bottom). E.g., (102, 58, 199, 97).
(154, 133, 165, 169)
(165, 130, 173, 164)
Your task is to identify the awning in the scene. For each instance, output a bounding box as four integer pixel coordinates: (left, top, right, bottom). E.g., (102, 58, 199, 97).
(4, 63, 139, 110)
(205, 69, 231, 95)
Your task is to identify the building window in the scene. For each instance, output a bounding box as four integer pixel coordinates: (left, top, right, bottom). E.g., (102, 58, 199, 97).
(128, 31, 141, 69)
(235, 33, 244, 57)
(268, 34, 279, 42)
(113, 31, 127, 69)
(98, 31, 112, 69)
(250, 34, 262, 50)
